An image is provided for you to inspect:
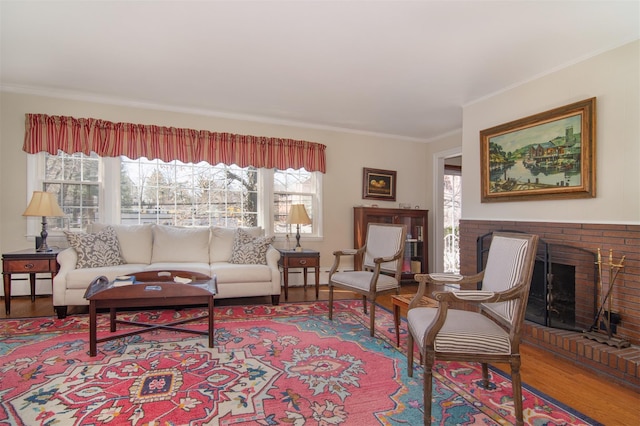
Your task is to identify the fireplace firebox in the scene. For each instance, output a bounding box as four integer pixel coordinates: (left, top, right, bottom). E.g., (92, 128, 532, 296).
(477, 232, 597, 331)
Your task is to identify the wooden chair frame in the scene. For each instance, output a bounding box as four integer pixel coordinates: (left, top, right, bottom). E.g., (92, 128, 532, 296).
(328, 223, 407, 336)
(407, 232, 539, 425)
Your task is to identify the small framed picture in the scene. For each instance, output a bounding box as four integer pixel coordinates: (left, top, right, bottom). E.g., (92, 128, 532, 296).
(362, 167, 397, 201)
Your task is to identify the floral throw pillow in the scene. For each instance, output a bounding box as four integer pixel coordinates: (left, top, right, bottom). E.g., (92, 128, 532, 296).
(64, 226, 125, 269)
(229, 228, 274, 265)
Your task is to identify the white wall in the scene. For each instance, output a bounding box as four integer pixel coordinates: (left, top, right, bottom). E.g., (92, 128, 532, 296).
(0, 92, 433, 293)
(462, 40, 640, 224)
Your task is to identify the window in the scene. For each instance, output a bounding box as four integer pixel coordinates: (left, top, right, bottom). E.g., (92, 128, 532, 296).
(28, 151, 322, 238)
(273, 168, 320, 237)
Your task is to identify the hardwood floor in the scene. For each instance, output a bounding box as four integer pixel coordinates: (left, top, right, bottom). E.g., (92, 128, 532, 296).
(2, 286, 638, 425)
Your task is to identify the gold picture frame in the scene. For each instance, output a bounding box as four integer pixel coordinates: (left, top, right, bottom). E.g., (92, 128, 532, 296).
(362, 167, 397, 201)
(480, 98, 596, 202)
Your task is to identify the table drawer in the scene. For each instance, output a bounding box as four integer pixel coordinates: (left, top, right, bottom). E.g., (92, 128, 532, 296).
(3, 259, 54, 274)
(285, 257, 319, 268)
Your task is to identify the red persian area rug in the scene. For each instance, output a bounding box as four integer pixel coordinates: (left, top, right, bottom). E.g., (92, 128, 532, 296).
(0, 300, 600, 425)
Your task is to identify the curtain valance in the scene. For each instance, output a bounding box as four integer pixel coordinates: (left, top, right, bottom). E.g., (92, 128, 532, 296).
(23, 113, 327, 173)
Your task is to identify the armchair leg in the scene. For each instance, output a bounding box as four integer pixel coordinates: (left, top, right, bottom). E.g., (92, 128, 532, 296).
(362, 295, 368, 315)
(511, 357, 524, 426)
(328, 285, 334, 320)
(407, 332, 414, 377)
(480, 363, 490, 389)
(424, 351, 435, 425)
(369, 301, 375, 337)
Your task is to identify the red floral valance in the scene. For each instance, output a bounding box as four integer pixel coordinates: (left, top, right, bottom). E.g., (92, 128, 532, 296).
(23, 113, 327, 173)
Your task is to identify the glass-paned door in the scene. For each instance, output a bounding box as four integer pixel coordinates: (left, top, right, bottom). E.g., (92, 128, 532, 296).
(444, 165, 461, 273)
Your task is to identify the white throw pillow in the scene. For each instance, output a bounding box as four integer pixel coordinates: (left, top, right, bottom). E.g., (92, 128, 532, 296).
(229, 228, 274, 265)
(151, 225, 210, 263)
(210, 226, 263, 262)
(89, 223, 153, 264)
(64, 226, 125, 269)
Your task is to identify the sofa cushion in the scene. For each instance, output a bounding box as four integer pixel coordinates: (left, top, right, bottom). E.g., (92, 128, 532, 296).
(211, 263, 273, 283)
(143, 263, 211, 277)
(65, 264, 146, 290)
(90, 223, 153, 264)
(151, 225, 210, 263)
(64, 226, 126, 269)
(210, 226, 263, 263)
(229, 229, 275, 265)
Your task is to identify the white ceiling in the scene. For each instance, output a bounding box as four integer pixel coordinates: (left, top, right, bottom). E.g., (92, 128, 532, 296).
(1, 1, 638, 142)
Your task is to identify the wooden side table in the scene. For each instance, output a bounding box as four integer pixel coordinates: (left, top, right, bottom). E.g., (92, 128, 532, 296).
(2, 248, 61, 315)
(277, 249, 320, 301)
(391, 293, 438, 347)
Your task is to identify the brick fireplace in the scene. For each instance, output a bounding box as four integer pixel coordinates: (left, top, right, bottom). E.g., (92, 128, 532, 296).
(460, 220, 640, 390)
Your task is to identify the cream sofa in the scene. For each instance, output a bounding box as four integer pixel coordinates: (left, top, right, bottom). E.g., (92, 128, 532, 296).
(53, 224, 281, 318)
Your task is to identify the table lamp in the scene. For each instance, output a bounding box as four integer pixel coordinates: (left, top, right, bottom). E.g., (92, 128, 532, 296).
(287, 204, 311, 251)
(23, 191, 65, 252)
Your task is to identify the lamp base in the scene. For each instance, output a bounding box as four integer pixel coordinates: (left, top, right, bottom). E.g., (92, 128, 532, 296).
(37, 218, 51, 252)
(295, 225, 302, 251)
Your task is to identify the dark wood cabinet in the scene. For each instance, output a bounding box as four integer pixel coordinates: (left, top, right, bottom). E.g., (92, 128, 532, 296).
(353, 207, 428, 281)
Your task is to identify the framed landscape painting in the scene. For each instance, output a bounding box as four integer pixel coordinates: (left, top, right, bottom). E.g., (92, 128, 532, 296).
(362, 167, 397, 201)
(480, 98, 596, 202)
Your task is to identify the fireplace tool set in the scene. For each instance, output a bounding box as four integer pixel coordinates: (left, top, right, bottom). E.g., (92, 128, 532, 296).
(584, 248, 628, 348)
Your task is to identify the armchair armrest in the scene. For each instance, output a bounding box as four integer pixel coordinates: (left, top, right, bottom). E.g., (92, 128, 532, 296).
(329, 247, 364, 276)
(332, 248, 362, 256)
(433, 285, 525, 304)
(409, 271, 486, 309)
(415, 271, 485, 287)
(433, 290, 497, 303)
(373, 254, 400, 264)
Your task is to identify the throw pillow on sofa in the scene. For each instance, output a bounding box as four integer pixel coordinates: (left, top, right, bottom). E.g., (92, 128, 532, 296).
(210, 226, 263, 263)
(64, 225, 125, 269)
(88, 223, 153, 264)
(229, 228, 274, 265)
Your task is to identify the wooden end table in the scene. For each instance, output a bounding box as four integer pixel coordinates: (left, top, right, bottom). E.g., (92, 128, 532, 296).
(277, 249, 320, 301)
(84, 270, 217, 357)
(2, 248, 61, 315)
(391, 293, 438, 347)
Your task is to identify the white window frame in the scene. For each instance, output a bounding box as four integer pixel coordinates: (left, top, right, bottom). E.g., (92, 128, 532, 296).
(27, 153, 323, 239)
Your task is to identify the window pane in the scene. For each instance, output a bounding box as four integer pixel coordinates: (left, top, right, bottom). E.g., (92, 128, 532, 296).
(43, 151, 100, 230)
(120, 157, 258, 227)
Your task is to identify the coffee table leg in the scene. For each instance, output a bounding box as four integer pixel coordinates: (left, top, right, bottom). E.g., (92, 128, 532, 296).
(89, 301, 97, 357)
(110, 308, 117, 332)
(208, 297, 214, 348)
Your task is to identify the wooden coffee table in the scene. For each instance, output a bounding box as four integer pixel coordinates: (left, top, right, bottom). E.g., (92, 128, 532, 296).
(391, 293, 438, 347)
(84, 270, 217, 357)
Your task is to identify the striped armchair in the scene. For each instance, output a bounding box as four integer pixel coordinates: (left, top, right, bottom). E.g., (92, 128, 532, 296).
(328, 223, 407, 337)
(407, 232, 539, 426)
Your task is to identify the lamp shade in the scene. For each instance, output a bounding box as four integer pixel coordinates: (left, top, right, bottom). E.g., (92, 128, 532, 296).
(23, 191, 65, 217)
(287, 204, 311, 225)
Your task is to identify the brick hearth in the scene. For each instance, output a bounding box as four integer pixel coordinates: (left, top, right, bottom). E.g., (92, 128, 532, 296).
(460, 220, 640, 391)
